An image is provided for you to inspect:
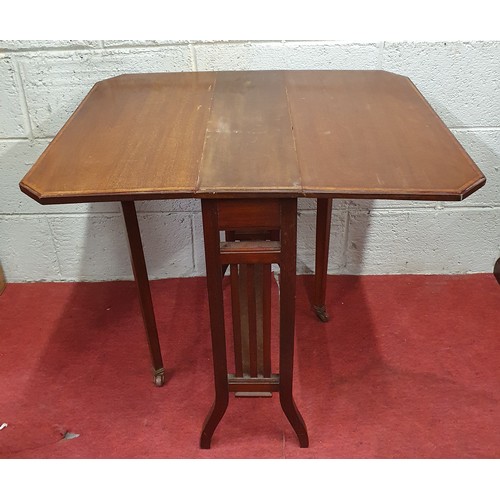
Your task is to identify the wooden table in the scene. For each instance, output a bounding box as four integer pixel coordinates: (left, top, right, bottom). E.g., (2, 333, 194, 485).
(20, 70, 485, 448)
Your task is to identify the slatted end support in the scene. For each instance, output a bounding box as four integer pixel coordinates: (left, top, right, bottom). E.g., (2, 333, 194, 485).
(200, 198, 308, 449)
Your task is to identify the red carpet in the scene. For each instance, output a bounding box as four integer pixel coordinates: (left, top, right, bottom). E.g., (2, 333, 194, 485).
(0, 274, 499, 458)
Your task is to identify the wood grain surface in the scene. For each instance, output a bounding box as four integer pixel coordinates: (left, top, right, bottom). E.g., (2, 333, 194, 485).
(20, 70, 485, 203)
(197, 71, 301, 194)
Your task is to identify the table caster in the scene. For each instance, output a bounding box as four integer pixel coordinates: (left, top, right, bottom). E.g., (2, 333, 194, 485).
(153, 370, 165, 387)
(313, 305, 329, 322)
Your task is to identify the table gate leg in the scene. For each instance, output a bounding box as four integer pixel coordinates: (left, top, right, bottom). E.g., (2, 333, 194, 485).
(313, 198, 333, 322)
(121, 201, 165, 387)
(279, 199, 309, 447)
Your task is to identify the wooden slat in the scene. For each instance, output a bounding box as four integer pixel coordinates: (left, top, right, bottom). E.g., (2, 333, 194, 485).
(231, 230, 276, 241)
(230, 264, 243, 377)
(262, 264, 272, 378)
(247, 264, 258, 378)
(220, 241, 281, 265)
(255, 264, 264, 376)
(238, 264, 250, 376)
(228, 374, 280, 393)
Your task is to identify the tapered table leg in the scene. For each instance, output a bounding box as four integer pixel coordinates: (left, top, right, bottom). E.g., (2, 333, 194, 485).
(313, 198, 333, 322)
(200, 199, 230, 449)
(121, 201, 165, 387)
(279, 198, 309, 447)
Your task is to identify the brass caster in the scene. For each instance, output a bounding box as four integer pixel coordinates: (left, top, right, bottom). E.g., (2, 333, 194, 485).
(313, 305, 329, 323)
(153, 370, 165, 387)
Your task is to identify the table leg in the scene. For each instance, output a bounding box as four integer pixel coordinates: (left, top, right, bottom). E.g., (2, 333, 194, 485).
(121, 201, 165, 387)
(200, 199, 229, 449)
(279, 198, 309, 447)
(313, 198, 333, 322)
(494, 257, 500, 285)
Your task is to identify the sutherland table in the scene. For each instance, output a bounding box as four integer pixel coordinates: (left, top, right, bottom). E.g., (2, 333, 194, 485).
(20, 70, 485, 448)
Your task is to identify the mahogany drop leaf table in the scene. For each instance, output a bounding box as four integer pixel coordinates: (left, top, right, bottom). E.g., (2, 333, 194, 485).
(20, 70, 485, 448)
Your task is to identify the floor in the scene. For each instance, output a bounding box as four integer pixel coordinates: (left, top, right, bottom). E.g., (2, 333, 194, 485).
(0, 274, 499, 458)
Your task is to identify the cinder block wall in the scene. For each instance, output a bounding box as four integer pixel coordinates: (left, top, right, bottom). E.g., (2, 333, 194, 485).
(1, 40, 499, 282)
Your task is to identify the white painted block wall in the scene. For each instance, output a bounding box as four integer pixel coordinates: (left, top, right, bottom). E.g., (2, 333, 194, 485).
(0, 40, 499, 282)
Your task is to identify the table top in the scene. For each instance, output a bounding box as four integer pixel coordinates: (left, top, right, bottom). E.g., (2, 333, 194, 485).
(20, 70, 485, 204)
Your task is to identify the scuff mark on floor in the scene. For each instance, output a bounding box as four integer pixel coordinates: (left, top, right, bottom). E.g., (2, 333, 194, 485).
(62, 431, 80, 440)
